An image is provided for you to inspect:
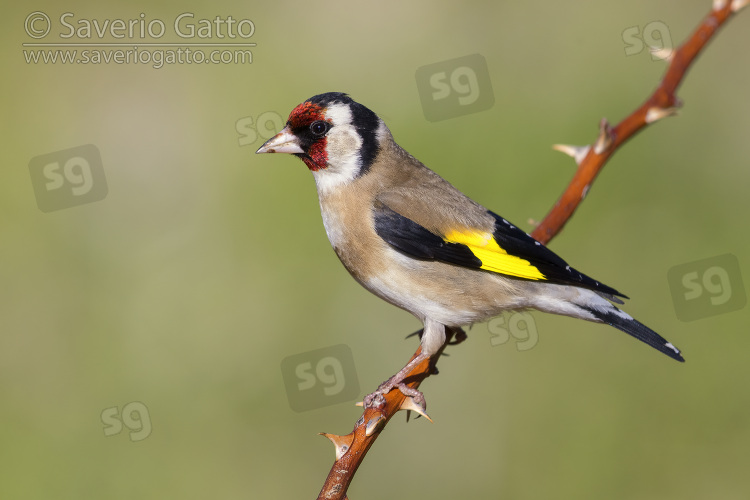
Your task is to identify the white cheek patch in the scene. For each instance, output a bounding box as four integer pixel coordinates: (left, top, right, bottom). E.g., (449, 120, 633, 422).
(312, 103, 364, 194)
(324, 102, 353, 128)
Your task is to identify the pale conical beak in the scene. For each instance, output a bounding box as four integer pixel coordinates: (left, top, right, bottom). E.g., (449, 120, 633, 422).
(256, 126, 304, 154)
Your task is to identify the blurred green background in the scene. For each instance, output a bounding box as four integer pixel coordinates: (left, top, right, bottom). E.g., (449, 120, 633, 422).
(2, 1, 749, 498)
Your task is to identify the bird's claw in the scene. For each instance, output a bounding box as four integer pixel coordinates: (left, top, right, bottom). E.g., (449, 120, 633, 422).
(363, 390, 386, 409)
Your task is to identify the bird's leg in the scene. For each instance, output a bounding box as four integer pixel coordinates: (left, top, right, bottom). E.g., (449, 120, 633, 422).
(363, 320, 448, 412)
(363, 351, 432, 410)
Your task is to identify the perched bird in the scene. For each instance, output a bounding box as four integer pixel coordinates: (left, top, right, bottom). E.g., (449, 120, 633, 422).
(257, 92, 683, 410)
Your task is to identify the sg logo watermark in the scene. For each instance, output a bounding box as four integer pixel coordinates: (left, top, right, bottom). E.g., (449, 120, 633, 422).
(101, 401, 152, 442)
(236, 111, 284, 147)
(28, 144, 107, 212)
(668, 254, 746, 321)
(280, 344, 360, 412)
(488, 311, 539, 351)
(622, 21, 673, 61)
(415, 53, 494, 122)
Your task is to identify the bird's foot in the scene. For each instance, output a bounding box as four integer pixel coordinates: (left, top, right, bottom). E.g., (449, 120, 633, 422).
(363, 378, 432, 422)
(447, 327, 468, 345)
(363, 378, 426, 408)
(360, 328, 468, 419)
(362, 354, 431, 418)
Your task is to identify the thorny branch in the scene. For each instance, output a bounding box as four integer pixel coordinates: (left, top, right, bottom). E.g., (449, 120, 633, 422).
(317, 2, 746, 498)
(531, 0, 746, 244)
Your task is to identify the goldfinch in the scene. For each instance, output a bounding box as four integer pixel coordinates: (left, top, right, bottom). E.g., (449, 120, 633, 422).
(257, 92, 683, 409)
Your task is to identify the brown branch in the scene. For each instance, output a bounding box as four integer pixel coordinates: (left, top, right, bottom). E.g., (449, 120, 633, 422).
(317, 328, 466, 500)
(531, 1, 744, 245)
(316, 3, 745, 498)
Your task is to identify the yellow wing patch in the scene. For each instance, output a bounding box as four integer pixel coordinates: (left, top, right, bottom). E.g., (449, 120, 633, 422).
(443, 229, 546, 280)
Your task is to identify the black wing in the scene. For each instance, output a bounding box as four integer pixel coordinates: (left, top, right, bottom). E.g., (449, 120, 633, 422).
(373, 203, 626, 298)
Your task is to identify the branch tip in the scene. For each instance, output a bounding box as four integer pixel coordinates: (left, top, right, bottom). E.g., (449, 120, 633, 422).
(552, 144, 591, 165)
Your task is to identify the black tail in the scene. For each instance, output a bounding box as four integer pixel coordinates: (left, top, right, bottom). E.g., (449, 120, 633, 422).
(587, 307, 685, 362)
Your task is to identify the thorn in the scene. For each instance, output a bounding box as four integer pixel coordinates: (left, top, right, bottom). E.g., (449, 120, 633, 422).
(732, 0, 750, 11)
(649, 46, 674, 62)
(399, 396, 434, 423)
(713, 0, 728, 10)
(593, 119, 614, 155)
(552, 144, 591, 165)
(320, 432, 355, 460)
(355, 401, 363, 407)
(645, 106, 680, 124)
(364, 414, 387, 437)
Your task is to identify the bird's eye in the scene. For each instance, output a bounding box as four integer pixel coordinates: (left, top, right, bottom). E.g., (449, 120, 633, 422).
(310, 121, 330, 136)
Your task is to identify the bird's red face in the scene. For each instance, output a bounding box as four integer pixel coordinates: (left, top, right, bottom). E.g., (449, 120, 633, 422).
(255, 98, 335, 171)
(256, 93, 384, 190)
(284, 100, 331, 171)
